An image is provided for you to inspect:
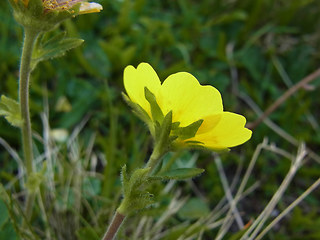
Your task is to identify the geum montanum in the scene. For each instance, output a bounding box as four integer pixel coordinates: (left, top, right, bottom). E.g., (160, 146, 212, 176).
(102, 62, 252, 240)
(5, 0, 103, 227)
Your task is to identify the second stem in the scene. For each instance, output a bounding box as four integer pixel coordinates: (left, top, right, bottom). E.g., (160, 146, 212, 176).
(19, 27, 39, 218)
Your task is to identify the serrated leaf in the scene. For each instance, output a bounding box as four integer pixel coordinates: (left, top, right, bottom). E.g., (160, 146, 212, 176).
(150, 168, 204, 181)
(0, 95, 22, 128)
(31, 32, 84, 70)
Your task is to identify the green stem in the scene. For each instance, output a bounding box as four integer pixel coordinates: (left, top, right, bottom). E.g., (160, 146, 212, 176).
(19, 27, 39, 219)
(102, 148, 163, 240)
(145, 147, 162, 173)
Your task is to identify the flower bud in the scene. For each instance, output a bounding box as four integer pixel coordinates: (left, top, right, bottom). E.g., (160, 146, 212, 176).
(9, 0, 102, 32)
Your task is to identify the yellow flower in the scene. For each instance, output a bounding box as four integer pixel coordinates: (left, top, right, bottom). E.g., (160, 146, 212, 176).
(124, 63, 252, 150)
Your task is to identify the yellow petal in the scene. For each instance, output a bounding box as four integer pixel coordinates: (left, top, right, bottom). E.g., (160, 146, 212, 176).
(196, 114, 221, 134)
(191, 112, 252, 149)
(79, 2, 103, 14)
(124, 63, 161, 117)
(158, 72, 223, 127)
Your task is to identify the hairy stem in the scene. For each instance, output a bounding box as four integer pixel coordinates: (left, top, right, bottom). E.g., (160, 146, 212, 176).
(19, 27, 39, 219)
(102, 211, 126, 240)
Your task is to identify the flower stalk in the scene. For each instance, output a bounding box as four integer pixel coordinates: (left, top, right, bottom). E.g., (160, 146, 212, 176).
(102, 146, 165, 240)
(102, 212, 126, 240)
(19, 27, 39, 218)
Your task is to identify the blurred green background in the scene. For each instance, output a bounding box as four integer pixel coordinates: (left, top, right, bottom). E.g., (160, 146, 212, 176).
(1, 0, 320, 239)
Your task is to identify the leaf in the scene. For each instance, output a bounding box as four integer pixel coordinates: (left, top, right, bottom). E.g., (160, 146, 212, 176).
(0, 199, 9, 229)
(31, 31, 84, 70)
(150, 168, 204, 181)
(76, 227, 100, 240)
(0, 95, 22, 128)
(178, 198, 210, 220)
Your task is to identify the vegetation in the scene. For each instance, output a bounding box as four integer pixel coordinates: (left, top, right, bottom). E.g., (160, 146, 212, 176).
(1, 0, 320, 239)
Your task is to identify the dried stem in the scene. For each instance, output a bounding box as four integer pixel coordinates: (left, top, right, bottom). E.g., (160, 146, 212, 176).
(248, 68, 320, 129)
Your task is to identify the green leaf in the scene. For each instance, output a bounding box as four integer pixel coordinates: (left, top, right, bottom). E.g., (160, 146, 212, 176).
(150, 168, 204, 181)
(178, 198, 210, 220)
(0, 199, 9, 229)
(31, 31, 84, 70)
(144, 87, 164, 123)
(172, 119, 203, 140)
(76, 227, 99, 240)
(0, 95, 22, 128)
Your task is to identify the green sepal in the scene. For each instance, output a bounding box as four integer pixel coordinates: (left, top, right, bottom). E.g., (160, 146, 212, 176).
(122, 93, 151, 122)
(28, 0, 44, 17)
(172, 121, 180, 130)
(31, 31, 84, 70)
(149, 168, 205, 181)
(154, 111, 173, 153)
(154, 121, 161, 141)
(120, 165, 130, 196)
(172, 119, 203, 140)
(11, 0, 81, 32)
(118, 167, 154, 215)
(0, 95, 22, 128)
(144, 87, 164, 123)
(8, 0, 19, 10)
(128, 168, 151, 191)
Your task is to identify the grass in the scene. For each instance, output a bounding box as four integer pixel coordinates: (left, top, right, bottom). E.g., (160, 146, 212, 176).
(1, 0, 320, 239)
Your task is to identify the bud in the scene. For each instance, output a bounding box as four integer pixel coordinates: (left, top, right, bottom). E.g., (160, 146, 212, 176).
(9, 0, 103, 32)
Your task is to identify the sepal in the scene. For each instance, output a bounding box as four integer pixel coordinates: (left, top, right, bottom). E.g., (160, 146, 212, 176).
(118, 166, 154, 214)
(172, 119, 203, 140)
(144, 87, 164, 123)
(153, 111, 173, 154)
(10, 0, 79, 32)
(122, 93, 153, 128)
